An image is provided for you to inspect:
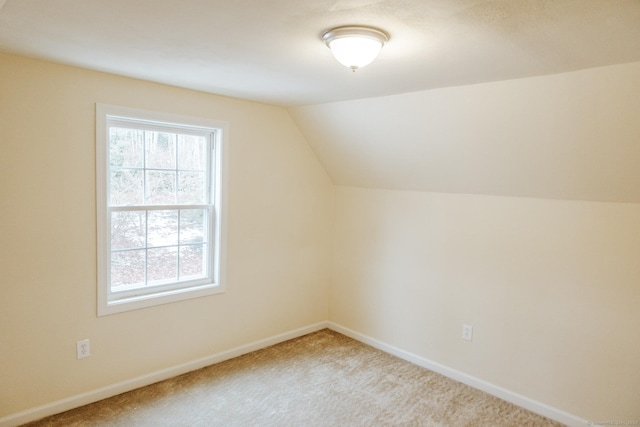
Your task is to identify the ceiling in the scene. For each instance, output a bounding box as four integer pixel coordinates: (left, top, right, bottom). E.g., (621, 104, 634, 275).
(1, 0, 640, 106)
(290, 62, 640, 203)
(2, 0, 640, 203)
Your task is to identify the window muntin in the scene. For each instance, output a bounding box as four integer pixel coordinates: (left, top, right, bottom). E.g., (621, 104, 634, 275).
(97, 105, 226, 315)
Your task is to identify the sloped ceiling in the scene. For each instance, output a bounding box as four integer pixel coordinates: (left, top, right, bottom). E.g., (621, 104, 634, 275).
(1, 0, 640, 202)
(290, 62, 640, 203)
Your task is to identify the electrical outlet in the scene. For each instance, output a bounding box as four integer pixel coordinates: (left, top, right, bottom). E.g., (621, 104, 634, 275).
(462, 324, 473, 342)
(77, 339, 91, 359)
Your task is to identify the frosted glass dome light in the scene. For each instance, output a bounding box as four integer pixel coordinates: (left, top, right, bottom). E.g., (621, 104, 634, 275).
(322, 26, 389, 71)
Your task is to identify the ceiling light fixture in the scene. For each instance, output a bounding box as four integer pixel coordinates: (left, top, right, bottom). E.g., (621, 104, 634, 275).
(322, 26, 389, 71)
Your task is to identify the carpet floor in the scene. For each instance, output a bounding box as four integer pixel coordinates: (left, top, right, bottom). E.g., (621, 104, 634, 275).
(24, 329, 564, 426)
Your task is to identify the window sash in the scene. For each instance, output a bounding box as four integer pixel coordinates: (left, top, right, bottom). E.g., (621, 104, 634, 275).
(106, 205, 216, 302)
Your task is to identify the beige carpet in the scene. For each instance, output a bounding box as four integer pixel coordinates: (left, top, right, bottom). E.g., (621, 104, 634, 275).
(24, 329, 563, 426)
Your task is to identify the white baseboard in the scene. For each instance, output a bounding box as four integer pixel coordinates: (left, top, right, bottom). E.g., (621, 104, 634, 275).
(0, 321, 329, 427)
(327, 322, 587, 427)
(2, 321, 587, 427)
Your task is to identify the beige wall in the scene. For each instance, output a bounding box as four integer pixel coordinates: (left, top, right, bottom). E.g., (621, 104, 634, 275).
(0, 53, 333, 417)
(330, 186, 640, 420)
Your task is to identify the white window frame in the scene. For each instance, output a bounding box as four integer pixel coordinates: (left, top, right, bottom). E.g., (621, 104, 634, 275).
(96, 104, 228, 316)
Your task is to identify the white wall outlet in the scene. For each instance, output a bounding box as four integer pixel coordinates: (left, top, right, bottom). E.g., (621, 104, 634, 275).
(462, 324, 473, 342)
(77, 339, 91, 359)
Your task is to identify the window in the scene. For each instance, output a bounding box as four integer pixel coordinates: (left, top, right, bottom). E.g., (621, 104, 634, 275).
(96, 104, 227, 315)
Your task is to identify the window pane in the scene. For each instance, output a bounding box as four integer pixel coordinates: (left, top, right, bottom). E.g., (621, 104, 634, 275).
(178, 134, 206, 170)
(146, 131, 176, 169)
(148, 210, 179, 247)
(180, 209, 206, 244)
(178, 171, 206, 204)
(180, 244, 206, 279)
(111, 211, 146, 250)
(111, 250, 145, 289)
(148, 247, 178, 284)
(110, 128, 143, 168)
(146, 170, 176, 205)
(110, 169, 143, 206)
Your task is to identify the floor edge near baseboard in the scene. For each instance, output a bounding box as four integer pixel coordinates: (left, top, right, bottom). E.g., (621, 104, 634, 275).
(326, 322, 587, 427)
(0, 321, 330, 427)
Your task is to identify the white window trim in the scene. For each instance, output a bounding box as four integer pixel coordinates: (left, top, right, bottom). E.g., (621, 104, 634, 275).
(96, 104, 228, 316)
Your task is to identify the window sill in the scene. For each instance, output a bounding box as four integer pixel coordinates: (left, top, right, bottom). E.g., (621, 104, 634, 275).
(98, 283, 225, 316)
